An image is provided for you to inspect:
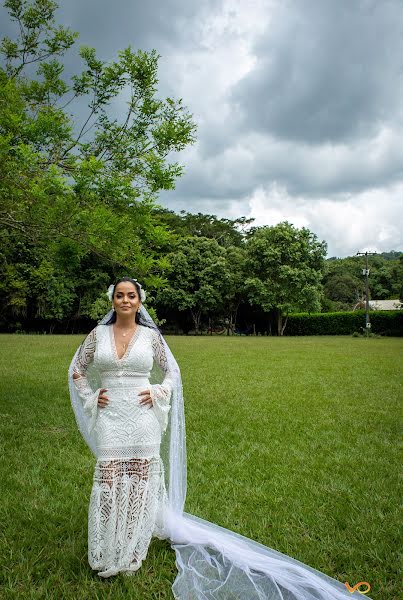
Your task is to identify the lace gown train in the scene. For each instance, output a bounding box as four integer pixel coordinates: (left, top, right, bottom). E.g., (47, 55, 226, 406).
(72, 324, 172, 577)
(70, 319, 374, 599)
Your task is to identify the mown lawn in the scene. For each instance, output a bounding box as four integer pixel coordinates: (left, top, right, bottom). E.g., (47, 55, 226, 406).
(0, 334, 401, 599)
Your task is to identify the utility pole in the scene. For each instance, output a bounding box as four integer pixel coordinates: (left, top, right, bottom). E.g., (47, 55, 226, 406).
(356, 251, 377, 335)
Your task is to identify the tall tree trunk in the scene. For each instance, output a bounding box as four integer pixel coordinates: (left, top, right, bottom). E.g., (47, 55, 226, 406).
(275, 310, 288, 336)
(280, 315, 288, 336)
(190, 308, 202, 334)
(276, 309, 286, 336)
(227, 302, 240, 335)
(233, 303, 239, 334)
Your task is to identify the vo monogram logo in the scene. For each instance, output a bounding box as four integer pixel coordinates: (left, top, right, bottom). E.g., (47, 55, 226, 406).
(344, 581, 371, 594)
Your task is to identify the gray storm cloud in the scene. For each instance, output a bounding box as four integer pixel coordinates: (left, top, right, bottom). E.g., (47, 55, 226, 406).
(1, 0, 402, 256)
(233, 0, 403, 145)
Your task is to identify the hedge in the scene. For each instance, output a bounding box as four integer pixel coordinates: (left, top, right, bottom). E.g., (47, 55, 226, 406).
(284, 310, 403, 336)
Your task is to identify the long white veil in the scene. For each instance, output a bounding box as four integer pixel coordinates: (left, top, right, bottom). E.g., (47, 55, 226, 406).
(69, 304, 372, 600)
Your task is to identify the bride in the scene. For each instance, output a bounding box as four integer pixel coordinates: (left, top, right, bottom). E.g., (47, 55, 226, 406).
(69, 276, 372, 598)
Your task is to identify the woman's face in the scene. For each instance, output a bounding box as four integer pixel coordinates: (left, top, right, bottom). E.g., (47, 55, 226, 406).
(112, 281, 141, 320)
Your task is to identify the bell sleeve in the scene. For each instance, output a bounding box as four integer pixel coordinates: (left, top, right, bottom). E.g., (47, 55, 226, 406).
(150, 329, 174, 433)
(71, 327, 100, 433)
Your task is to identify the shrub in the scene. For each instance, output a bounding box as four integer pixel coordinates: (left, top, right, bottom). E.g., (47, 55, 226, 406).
(284, 310, 403, 336)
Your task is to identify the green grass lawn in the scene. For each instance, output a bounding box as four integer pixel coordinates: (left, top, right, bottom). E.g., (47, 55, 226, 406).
(0, 334, 401, 599)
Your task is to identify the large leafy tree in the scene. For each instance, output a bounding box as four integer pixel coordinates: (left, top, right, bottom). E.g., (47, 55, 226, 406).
(156, 237, 229, 334)
(0, 0, 196, 328)
(323, 273, 363, 310)
(221, 245, 248, 333)
(245, 222, 327, 335)
(1, 0, 196, 210)
(153, 208, 253, 248)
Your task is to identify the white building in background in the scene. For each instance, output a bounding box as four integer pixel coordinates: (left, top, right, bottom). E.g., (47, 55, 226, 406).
(368, 299, 402, 310)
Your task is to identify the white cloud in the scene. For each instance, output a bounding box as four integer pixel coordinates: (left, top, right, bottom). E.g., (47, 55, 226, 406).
(246, 182, 403, 257)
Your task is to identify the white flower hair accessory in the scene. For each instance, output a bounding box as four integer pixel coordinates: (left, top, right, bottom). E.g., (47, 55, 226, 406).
(138, 286, 146, 303)
(106, 284, 115, 301)
(106, 280, 146, 303)
(130, 278, 147, 302)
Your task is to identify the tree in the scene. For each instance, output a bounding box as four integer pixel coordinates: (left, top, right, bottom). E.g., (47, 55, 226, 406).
(156, 237, 228, 334)
(245, 222, 327, 335)
(323, 253, 403, 308)
(0, 0, 196, 329)
(0, 0, 196, 255)
(153, 208, 253, 248)
(323, 274, 362, 305)
(221, 245, 248, 333)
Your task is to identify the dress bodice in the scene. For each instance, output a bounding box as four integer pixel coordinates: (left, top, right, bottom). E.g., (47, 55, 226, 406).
(94, 324, 154, 381)
(72, 323, 174, 434)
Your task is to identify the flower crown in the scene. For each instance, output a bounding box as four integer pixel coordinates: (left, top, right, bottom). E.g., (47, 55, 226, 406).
(106, 279, 146, 303)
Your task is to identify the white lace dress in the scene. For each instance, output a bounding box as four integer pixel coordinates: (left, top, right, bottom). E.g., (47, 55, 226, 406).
(72, 323, 173, 578)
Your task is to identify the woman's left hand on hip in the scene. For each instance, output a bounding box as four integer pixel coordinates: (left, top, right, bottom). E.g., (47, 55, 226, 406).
(138, 388, 153, 407)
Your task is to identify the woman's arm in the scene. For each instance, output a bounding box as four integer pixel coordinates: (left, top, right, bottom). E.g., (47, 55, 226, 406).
(72, 327, 101, 431)
(150, 328, 175, 433)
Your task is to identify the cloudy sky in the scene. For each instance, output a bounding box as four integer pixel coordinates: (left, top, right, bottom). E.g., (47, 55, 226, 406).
(2, 0, 403, 257)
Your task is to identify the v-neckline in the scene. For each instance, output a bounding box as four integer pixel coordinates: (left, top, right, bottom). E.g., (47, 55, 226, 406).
(110, 324, 141, 362)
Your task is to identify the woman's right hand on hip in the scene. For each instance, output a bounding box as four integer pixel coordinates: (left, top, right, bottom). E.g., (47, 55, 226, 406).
(97, 388, 109, 407)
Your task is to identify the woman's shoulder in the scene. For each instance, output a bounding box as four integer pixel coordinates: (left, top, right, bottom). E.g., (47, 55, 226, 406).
(92, 323, 109, 339)
(138, 324, 159, 343)
(139, 323, 154, 336)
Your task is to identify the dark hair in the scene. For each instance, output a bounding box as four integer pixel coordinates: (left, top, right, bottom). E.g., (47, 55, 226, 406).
(104, 277, 142, 325)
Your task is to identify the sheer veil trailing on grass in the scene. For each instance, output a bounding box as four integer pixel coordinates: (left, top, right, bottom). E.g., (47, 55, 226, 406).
(69, 305, 371, 600)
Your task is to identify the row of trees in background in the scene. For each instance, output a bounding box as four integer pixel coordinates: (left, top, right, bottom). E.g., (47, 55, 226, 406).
(1, 1, 402, 335)
(155, 213, 402, 334)
(152, 217, 327, 335)
(323, 251, 402, 312)
(2, 201, 402, 334)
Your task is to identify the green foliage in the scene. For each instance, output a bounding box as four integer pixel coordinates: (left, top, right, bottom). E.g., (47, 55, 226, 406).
(322, 253, 403, 310)
(0, 1, 196, 214)
(323, 274, 362, 304)
(0, 0, 196, 327)
(153, 208, 253, 248)
(245, 222, 327, 334)
(220, 245, 248, 331)
(30, 257, 76, 320)
(156, 237, 229, 333)
(285, 310, 403, 336)
(87, 293, 112, 321)
(1, 0, 78, 76)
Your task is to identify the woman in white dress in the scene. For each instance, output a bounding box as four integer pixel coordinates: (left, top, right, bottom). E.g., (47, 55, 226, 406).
(70, 277, 173, 577)
(69, 276, 373, 599)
